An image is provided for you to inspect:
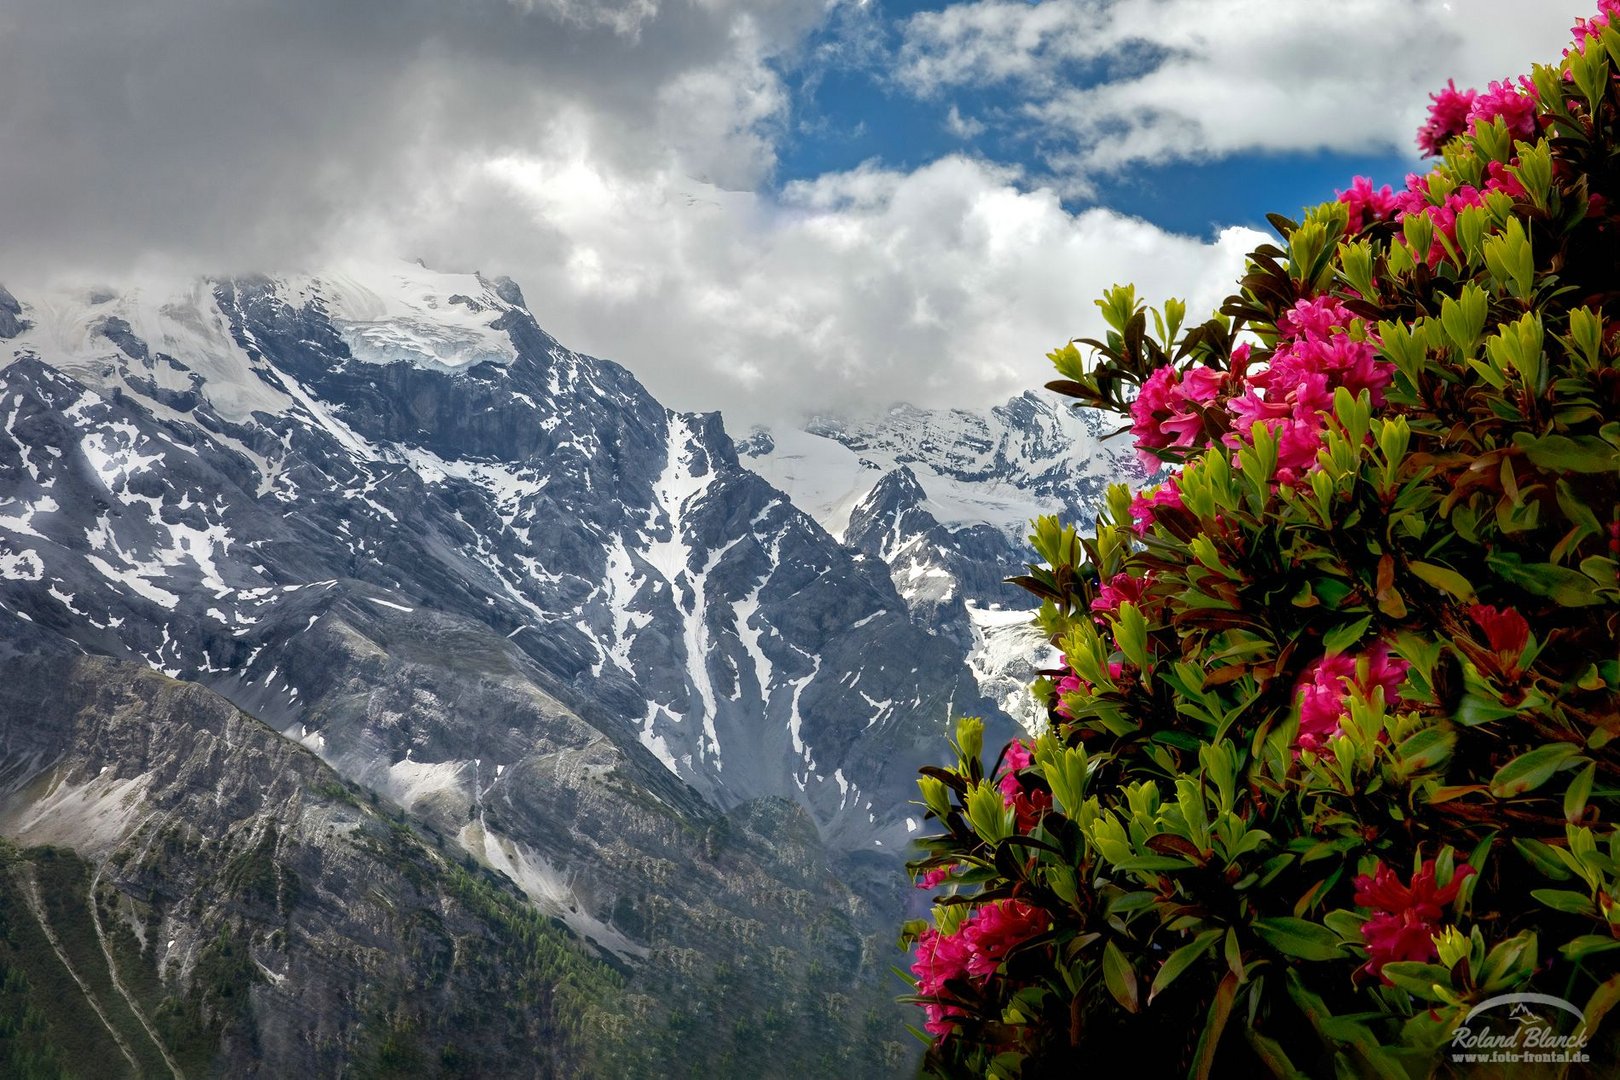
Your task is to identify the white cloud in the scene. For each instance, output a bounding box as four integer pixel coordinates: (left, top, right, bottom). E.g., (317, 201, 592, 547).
(899, 0, 1583, 170)
(1, 0, 1583, 433)
(945, 105, 987, 139)
(405, 152, 1265, 425)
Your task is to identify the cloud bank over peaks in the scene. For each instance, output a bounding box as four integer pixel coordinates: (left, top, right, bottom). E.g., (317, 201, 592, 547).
(415, 152, 1266, 425)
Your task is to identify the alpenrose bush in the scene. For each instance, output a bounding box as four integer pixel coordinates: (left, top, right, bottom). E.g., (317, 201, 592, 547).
(902, 9, 1620, 1078)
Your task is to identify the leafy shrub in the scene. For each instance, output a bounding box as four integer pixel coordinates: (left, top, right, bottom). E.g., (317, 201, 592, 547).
(903, 9, 1620, 1077)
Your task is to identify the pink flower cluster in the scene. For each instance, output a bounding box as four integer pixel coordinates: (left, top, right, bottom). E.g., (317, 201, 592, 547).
(915, 863, 959, 890)
(1052, 655, 1123, 719)
(1354, 860, 1475, 983)
(1090, 571, 1151, 617)
(911, 899, 1049, 1036)
(998, 740, 1053, 831)
(1338, 176, 1400, 232)
(1416, 75, 1538, 157)
(1129, 364, 1227, 468)
(1129, 474, 1183, 534)
(1295, 643, 1410, 753)
(1225, 298, 1391, 486)
(1573, 1, 1620, 50)
(1417, 80, 1477, 157)
(1470, 78, 1540, 143)
(1382, 161, 1526, 268)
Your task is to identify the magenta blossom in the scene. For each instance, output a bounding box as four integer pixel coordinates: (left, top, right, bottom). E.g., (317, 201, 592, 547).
(1466, 78, 1539, 145)
(1338, 176, 1400, 232)
(1221, 295, 1395, 486)
(910, 899, 1050, 1035)
(1130, 365, 1227, 467)
(1129, 475, 1183, 535)
(1485, 160, 1527, 200)
(1354, 860, 1475, 983)
(1295, 643, 1410, 753)
(1053, 656, 1123, 719)
(997, 740, 1051, 831)
(1417, 79, 1477, 156)
(1573, 2, 1620, 50)
(962, 900, 1049, 978)
(915, 864, 959, 890)
(1091, 571, 1151, 617)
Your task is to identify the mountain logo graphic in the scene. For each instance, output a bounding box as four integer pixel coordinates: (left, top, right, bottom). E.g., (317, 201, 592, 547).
(1450, 993, 1593, 1065)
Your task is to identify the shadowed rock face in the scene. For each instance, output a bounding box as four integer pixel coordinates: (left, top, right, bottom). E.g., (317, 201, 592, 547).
(0, 264, 1038, 1075)
(0, 641, 622, 1078)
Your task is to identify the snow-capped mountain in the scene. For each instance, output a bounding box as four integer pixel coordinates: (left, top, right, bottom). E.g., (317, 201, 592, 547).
(0, 261, 1012, 849)
(743, 390, 1135, 693)
(0, 259, 1121, 1073)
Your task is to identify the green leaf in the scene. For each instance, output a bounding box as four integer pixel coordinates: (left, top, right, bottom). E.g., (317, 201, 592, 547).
(1475, 930, 1537, 992)
(1512, 432, 1620, 474)
(1560, 936, 1620, 961)
(1531, 889, 1596, 915)
(1393, 725, 1455, 774)
(1103, 939, 1140, 1014)
(1378, 961, 1453, 999)
(1566, 761, 1597, 823)
(1321, 615, 1373, 656)
(1407, 561, 1477, 603)
(1487, 552, 1607, 606)
(1582, 973, 1620, 1040)
(1193, 970, 1240, 1080)
(1252, 917, 1345, 961)
(1488, 743, 1581, 798)
(1514, 837, 1573, 880)
(1150, 929, 1222, 1004)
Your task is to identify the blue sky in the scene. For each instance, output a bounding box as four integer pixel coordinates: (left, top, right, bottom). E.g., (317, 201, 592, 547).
(0, 0, 1591, 423)
(771, 1, 1480, 237)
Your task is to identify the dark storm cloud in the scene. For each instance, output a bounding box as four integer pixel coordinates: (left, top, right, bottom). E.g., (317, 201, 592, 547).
(0, 0, 820, 277)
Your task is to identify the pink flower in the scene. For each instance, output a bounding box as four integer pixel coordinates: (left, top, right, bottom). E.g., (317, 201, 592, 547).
(1338, 176, 1400, 232)
(912, 926, 972, 997)
(1297, 653, 1358, 752)
(1354, 860, 1475, 983)
(998, 740, 1052, 831)
(922, 1002, 965, 1039)
(1278, 297, 1353, 342)
(962, 900, 1048, 978)
(1573, 3, 1620, 49)
(1466, 78, 1539, 145)
(915, 864, 959, 890)
(1130, 365, 1228, 466)
(1294, 643, 1411, 752)
(1485, 160, 1527, 200)
(1417, 79, 1477, 156)
(1002, 739, 1034, 773)
(1272, 415, 1326, 487)
(909, 899, 1051, 1035)
(1467, 604, 1530, 668)
(1395, 182, 1488, 267)
(1129, 475, 1183, 535)
(1053, 673, 1085, 719)
(1091, 571, 1151, 616)
(1052, 656, 1123, 719)
(1221, 295, 1393, 487)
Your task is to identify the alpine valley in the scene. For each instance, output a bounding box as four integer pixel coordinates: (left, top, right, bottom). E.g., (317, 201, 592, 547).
(0, 261, 1130, 1078)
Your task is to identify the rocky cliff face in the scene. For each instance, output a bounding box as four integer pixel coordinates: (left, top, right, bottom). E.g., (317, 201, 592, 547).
(744, 391, 1135, 734)
(0, 625, 630, 1078)
(0, 263, 1057, 1075)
